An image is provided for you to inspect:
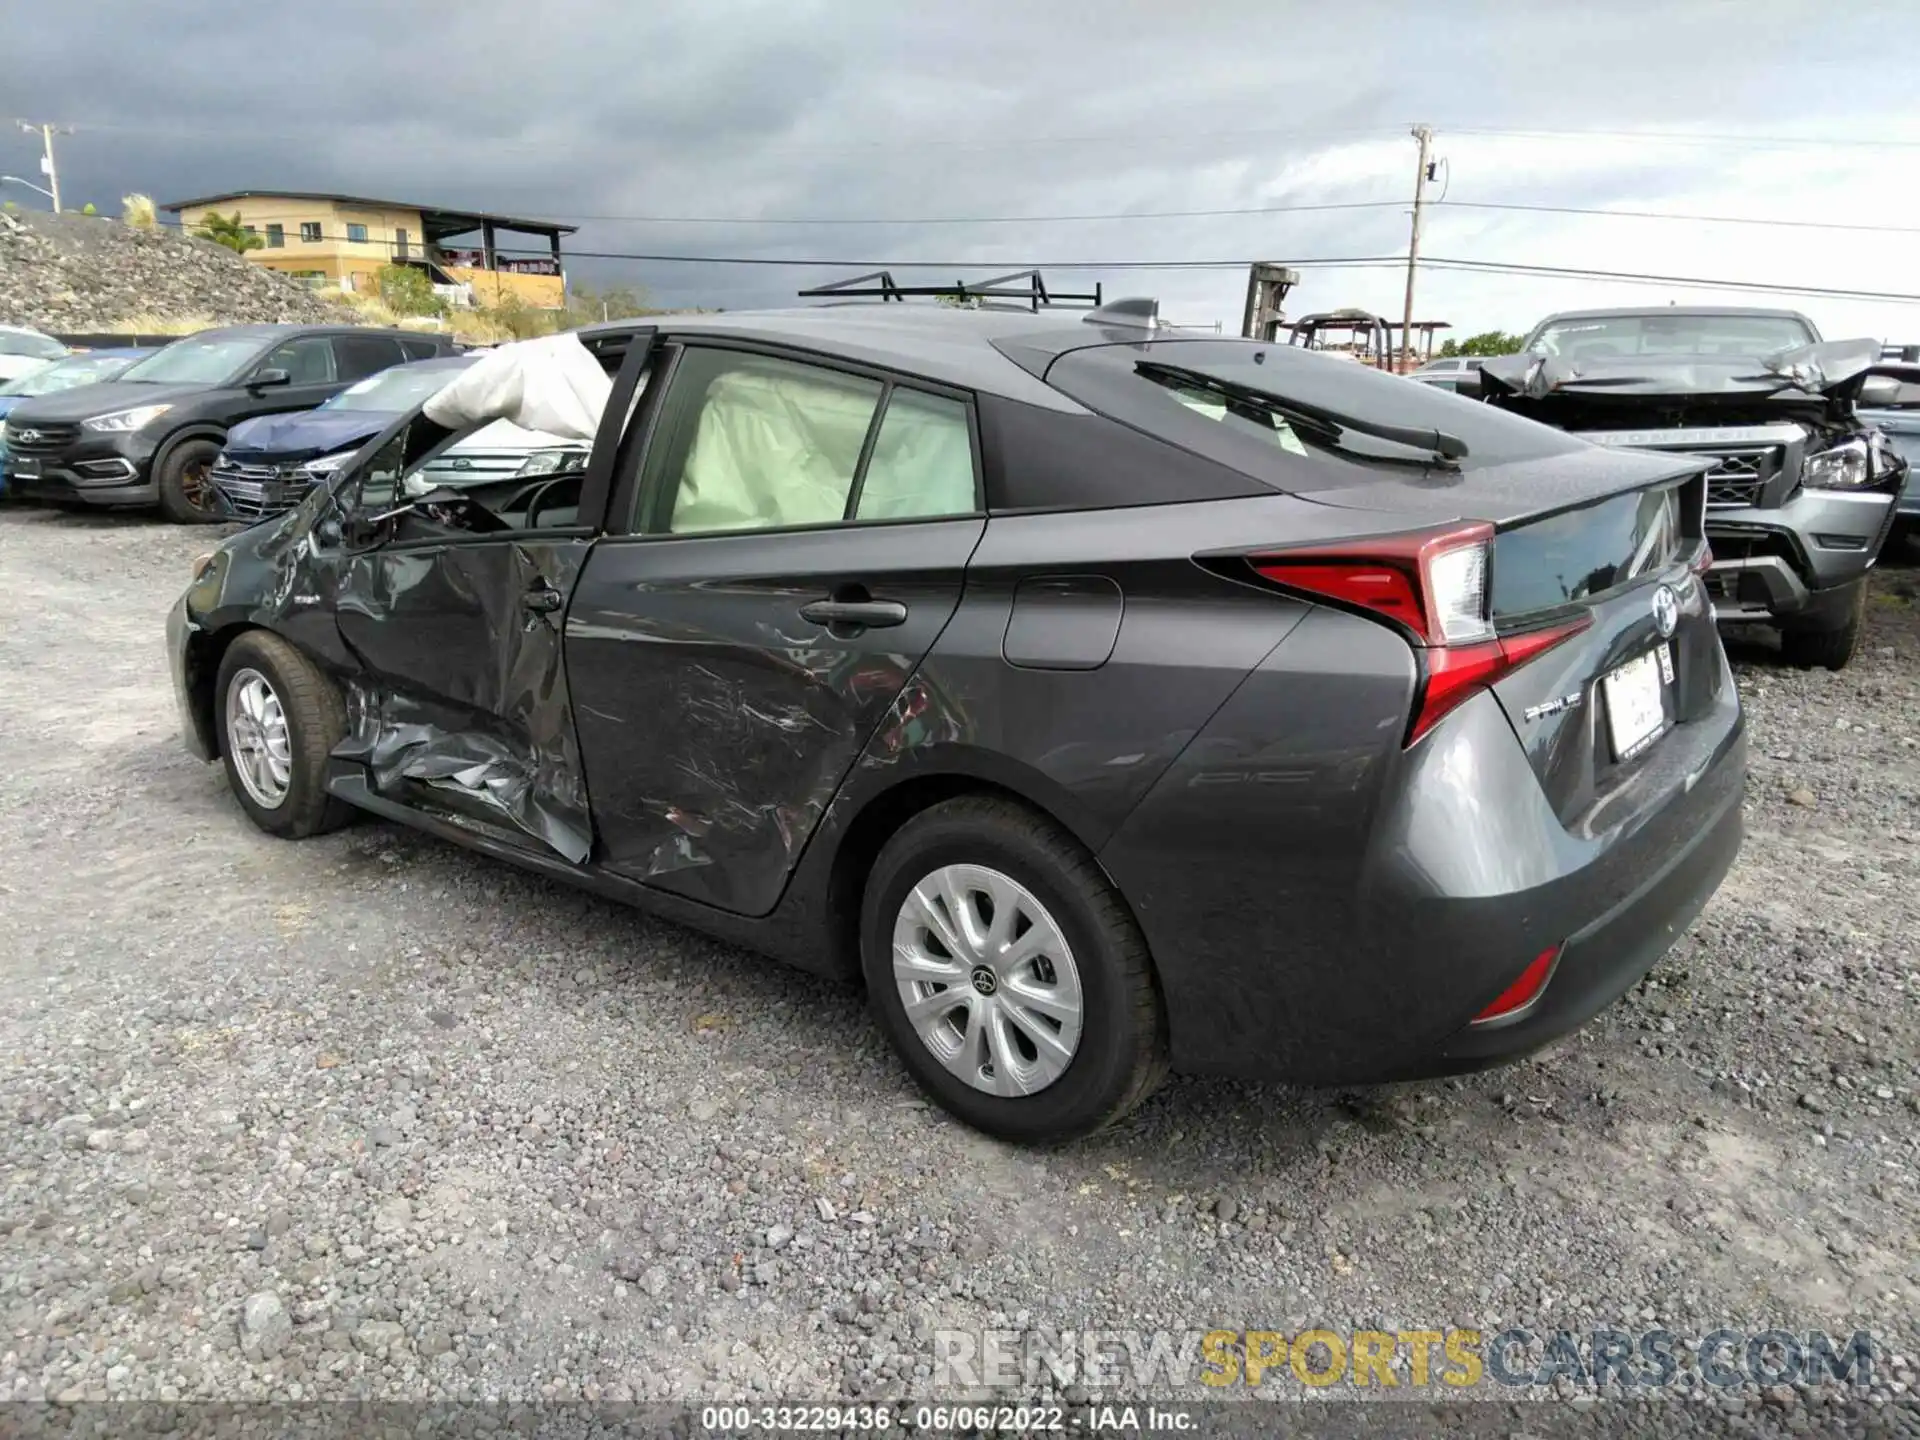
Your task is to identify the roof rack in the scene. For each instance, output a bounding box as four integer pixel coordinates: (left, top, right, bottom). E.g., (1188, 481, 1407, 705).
(797, 269, 1103, 312)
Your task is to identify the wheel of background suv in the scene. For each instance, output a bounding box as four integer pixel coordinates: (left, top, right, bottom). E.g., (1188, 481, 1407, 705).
(155, 436, 225, 524)
(860, 796, 1167, 1142)
(214, 631, 355, 839)
(1780, 584, 1867, 672)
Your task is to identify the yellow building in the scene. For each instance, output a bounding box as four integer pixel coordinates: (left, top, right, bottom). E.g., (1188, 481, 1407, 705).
(161, 190, 575, 309)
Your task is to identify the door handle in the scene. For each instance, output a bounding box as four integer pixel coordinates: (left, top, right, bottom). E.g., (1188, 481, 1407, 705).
(522, 584, 564, 615)
(799, 598, 908, 630)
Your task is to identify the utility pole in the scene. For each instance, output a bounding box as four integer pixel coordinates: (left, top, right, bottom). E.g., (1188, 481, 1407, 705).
(15, 120, 71, 212)
(1400, 124, 1434, 372)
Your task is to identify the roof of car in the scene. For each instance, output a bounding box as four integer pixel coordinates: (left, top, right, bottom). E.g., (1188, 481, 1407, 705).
(609, 304, 1161, 411)
(162, 323, 453, 344)
(1531, 305, 1814, 323)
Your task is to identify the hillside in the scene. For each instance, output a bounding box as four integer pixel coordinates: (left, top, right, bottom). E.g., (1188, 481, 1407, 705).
(0, 209, 360, 333)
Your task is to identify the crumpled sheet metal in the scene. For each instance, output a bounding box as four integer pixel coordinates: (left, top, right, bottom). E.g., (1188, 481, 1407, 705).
(335, 682, 593, 865)
(330, 540, 595, 865)
(422, 332, 611, 444)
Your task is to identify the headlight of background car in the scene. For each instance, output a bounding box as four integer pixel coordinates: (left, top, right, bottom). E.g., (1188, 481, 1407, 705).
(299, 449, 355, 480)
(82, 403, 174, 433)
(515, 449, 585, 477)
(1801, 437, 1873, 490)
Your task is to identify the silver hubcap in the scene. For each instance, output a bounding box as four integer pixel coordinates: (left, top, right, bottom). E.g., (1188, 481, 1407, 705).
(225, 668, 292, 809)
(892, 863, 1084, 1097)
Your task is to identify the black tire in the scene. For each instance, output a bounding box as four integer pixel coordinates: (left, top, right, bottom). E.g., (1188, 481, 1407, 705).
(214, 631, 355, 839)
(1780, 584, 1866, 672)
(860, 795, 1168, 1142)
(155, 436, 226, 524)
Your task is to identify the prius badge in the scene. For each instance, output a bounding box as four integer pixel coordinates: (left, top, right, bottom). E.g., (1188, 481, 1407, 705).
(1652, 584, 1680, 639)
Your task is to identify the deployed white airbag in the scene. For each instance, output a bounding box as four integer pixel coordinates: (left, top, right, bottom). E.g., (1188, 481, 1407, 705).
(423, 332, 611, 443)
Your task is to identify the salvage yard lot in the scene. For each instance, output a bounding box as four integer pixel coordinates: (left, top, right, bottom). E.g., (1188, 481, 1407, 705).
(0, 506, 1916, 1407)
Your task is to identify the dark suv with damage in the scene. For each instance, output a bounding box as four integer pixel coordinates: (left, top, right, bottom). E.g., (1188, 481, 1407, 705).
(1481, 307, 1911, 670)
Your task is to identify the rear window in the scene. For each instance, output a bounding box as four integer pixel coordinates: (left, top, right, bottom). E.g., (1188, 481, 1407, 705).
(1044, 339, 1581, 491)
(1493, 483, 1688, 618)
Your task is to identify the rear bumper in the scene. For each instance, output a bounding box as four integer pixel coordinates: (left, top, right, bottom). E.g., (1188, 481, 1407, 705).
(1427, 765, 1741, 1071)
(1098, 606, 1747, 1086)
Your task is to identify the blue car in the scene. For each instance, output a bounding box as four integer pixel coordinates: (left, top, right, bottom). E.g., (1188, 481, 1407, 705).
(211, 353, 477, 519)
(0, 347, 155, 497)
(1858, 387, 1920, 547)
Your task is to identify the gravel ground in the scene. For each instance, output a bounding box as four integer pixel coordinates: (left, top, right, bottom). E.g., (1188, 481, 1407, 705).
(0, 507, 1916, 1426)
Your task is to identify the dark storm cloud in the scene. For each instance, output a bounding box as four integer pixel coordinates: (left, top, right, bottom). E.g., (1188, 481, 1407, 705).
(7, 0, 1918, 327)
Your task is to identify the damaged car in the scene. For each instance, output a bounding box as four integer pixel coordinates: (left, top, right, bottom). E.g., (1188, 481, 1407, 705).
(1482, 307, 1912, 670)
(211, 353, 586, 522)
(168, 303, 1745, 1141)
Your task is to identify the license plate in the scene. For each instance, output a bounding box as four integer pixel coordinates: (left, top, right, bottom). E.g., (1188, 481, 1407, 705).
(1602, 648, 1671, 761)
(12, 456, 39, 478)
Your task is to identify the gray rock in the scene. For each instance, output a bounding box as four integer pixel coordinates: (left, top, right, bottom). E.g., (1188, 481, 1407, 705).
(239, 1292, 291, 1360)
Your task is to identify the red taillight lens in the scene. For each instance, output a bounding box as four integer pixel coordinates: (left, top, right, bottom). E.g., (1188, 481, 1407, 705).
(1408, 617, 1591, 742)
(1252, 522, 1495, 647)
(1250, 523, 1590, 745)
(1471, 944, 1561, 1024)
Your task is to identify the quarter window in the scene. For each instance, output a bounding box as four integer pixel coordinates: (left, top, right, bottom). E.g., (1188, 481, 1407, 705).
(853, 390, 976, 520)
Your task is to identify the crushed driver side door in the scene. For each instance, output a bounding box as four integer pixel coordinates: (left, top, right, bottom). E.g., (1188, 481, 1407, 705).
(322, 335, 653, 863)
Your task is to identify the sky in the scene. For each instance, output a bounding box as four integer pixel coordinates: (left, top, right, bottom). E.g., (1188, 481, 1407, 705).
(7, 0, 1920, 343)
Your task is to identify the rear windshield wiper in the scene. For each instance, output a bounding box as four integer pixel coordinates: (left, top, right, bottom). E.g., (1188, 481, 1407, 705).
(1137, 361, 1470, 467)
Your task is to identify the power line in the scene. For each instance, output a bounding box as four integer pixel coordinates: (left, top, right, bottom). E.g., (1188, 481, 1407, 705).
(1432, 200, 1920, 236)
(560, 200, 1410, 225)
(1417, 256, 1920, 305)
(156, 223, 1920, 305)
(1443, 124, 1920, 152)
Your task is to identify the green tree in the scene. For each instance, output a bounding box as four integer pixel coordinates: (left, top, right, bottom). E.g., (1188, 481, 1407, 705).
(376, 263, 447, 318)
(196, 210, 263, 254)
(1439, 330, 1526, 358)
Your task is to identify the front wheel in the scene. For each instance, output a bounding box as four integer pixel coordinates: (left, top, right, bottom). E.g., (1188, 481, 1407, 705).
(156, 436, 226, 524)
(1780, 583, 1866, 671)
(215, 631, 355, 838)
(860, 796, 1167, 1142)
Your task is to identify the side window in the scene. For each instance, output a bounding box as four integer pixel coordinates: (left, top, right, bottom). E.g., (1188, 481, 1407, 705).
(259, 335, 335, 385)
(332, 334, 405, 382)
(853, 389, 977, 520)
(399, 338, 442, 361)
(652, 350, 883, 535)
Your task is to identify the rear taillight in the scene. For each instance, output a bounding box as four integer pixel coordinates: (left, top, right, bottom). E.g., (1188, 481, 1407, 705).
(1250, 522, 1591, 744)
(1471, 944, 1562, 1025)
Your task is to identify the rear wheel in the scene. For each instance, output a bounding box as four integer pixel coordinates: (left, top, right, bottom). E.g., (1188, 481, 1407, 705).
(860, 796, 1167, 1142)
(215, 631, 354, 838)
(156, 436, 225, 524)
(1780, 584, 1866, 672)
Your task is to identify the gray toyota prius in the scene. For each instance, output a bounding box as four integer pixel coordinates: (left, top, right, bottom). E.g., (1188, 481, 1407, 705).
(166, 299, 1746, 1141)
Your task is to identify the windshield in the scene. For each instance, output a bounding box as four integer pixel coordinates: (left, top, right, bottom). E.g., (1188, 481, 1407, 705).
(0, 329, 66, 360)
(321, 362, 468, 413)
(0, 354, 139, 398)
(118, 335, 265, 386)
(1527, 313, 1816, 361)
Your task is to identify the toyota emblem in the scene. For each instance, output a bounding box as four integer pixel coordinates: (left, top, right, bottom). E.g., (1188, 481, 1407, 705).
(1651, 584, 1679, 639)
